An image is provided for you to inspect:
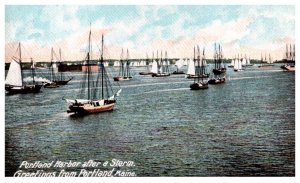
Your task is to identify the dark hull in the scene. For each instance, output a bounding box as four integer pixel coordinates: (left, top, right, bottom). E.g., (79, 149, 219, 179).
(113, 76, 132, 81)
(172, 71, 185, 74)
(281, 64, 295, 71)
(53, 78, 73, 85)
(152, 73, 171, 77)
(190, 82, 209, 90)
(44, 83, 60, 88)
(212, 68, 226, 75)
(139, 72, 153, 75)
(258, 64, 274, 68)
(5, 84, 42, 94)
(187, 74, 210, 79)
(208, 77, 226, 85)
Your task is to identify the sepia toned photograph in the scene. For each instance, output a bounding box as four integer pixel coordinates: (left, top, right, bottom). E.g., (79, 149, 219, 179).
(4, 3, 295, 179)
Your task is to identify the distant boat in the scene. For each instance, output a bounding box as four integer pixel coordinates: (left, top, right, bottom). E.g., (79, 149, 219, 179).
(139, 53, 153, 75)
(233, 56, 243, 72)
(208, 76, 226, 84)
(281, 44, 295, 72)
(228, 58, 235, 68)
(152, 51, 171, 77)
(5, 42, 43, 94)
(246, 56, 253, 66)
(281, 64, 295, 72)
(44, 48, 73, 88)
(172, 58, 185, 74)
(258, 53, 274, 68)
(113, 49, 132, 81)
(64, 29, 121, 115)
(187, 46, 210, 79)
(190, 46, 209, 90)
(212, 43, 226, 75)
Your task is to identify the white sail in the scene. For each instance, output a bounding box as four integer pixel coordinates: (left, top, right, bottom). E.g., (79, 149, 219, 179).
(114, 61, 120, 67)
(234, 59, 239, 70)
(5, 60, 23, 86)
(246, 58, 251, 65)
(238, 60, 242, 70)
(242, 58, 247, 66)
(183, 59, 188, 66)
(187, 59, 195, 75)
(151, 60, 158, 74)
(203, 59, 207, 66)
(231, 60, 234, 66)
(175, 59, 184, 69)
(52, 63, 58, 73)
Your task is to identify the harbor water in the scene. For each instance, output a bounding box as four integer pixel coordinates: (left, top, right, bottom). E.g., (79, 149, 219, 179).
(5, 64, 295, 176)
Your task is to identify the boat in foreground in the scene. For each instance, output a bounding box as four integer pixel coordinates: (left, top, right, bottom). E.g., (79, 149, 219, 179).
(65, 29, 121, 115)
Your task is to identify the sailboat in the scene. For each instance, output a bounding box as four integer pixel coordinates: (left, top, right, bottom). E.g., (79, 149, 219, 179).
(152, 51, 171, 77)
(233, 56, 243, 72)
(139, 53, 153, 75)
(65, 29, 121, 115)
(228, 56, 235, 68)
(44, 48, 73, 88)
(5, 42, 43, 94)
(258, 53, 274, 68)
(172, 58, 185, 74)
(209, 43, 226, 84)
(190, 46, 209, 90)
(44, 48, 60, 88)
(54, 48, 73, 85)
(281, 44, 295, 71)
(187, 46, 210, 79)
(113, 49, 132, 81)
(212, 43, 226, 75)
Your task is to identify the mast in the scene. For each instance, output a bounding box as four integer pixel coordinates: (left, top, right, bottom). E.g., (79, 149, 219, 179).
(101, 34, 104, 100)
(126, 49, 130, 77)
(165, 51, 168, 73)
(218, 44, 221, 69)
(50, 47, 54, 81)
(120, 48, 124, 77)
(197, 45, 200, 82)
(31, 58, 35, 85)
(290, 44, 292, 61)
(19, 42, 24, 86)
(160, 50, 163, 73)
(87, 26, 91, 100)
(214, 43, 217, 69)
(193, 46, 196, 83)
(59, 48, 62, 81)
(293, 44, 295, 62)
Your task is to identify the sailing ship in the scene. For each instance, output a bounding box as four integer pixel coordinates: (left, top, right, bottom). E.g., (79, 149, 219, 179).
(152, 51, 171, 77)
(190, 46, 209, 90)
(113, 49, 132, 81)
(5, 42, 43, 94)
(258, 53, 274, 68)
(44, 48, 73, 88)
(187, 46, 210, 79)
(139, 53, 153, 75)
(212, 43, 226, 75)
(233, 55, 243, 72)
(281, 44, 295, 71)
(228, 56, 235, 68)
(172, 58, 185, 74)
(65, 29, 121, 115)
(208, 43, 226, 84)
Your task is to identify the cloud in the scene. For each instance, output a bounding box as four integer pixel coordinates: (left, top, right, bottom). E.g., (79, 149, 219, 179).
(5, 5, 295, 62)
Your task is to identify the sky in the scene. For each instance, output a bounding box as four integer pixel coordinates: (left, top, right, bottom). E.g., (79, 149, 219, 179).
(5, 5, 295, 62)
